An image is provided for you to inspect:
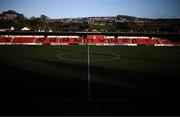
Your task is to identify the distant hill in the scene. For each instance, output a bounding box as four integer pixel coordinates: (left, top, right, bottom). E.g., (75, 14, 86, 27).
(116, 15, 137, 20)
(0, 10, 179, 33)
(0, 10, 25, 20)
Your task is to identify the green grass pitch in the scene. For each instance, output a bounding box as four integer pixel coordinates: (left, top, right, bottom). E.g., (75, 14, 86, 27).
(0, 45, 180, 98)
(0, 45, 180, 115)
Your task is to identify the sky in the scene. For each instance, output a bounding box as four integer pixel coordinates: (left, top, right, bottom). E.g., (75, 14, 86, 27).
(0, 0, 180, 19)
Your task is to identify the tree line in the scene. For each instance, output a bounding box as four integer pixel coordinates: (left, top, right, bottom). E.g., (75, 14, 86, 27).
(0, 10, 180, 33)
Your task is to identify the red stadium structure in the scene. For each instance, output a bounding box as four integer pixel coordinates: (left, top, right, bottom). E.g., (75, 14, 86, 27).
(0, 35, 180, 46)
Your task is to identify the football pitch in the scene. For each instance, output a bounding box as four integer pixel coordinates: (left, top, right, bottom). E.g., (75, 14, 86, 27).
(0, 45, 180, 115)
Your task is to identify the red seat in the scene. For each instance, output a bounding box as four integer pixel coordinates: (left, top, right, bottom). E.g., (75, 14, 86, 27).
(158, 39, 172, 44)
(13, 37, 35, 43)
(122, 39, 133, 44)
(149, 38, 159, 44)
(136, 39, 148, 44)
(87, 35, 105, 40)
(96, 35, 105, 40)
(117, 39, 123, 44)
(0, 37, 11, 42)
(87, 35, 95, 40)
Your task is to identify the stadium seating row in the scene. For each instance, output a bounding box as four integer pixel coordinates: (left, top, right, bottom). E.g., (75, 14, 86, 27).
(12, 37, 36, 43)
(0, 36, 180, 46)
(0, 37, 12, 42)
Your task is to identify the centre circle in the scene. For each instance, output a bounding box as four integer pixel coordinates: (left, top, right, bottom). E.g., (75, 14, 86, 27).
(57, 51, 120, 62)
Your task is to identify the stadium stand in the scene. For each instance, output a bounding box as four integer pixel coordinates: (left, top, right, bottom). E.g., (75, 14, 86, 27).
(0, 36, 180, 46)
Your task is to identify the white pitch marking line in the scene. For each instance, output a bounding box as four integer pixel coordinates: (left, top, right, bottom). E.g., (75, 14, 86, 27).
(88, 45, 91, 100)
